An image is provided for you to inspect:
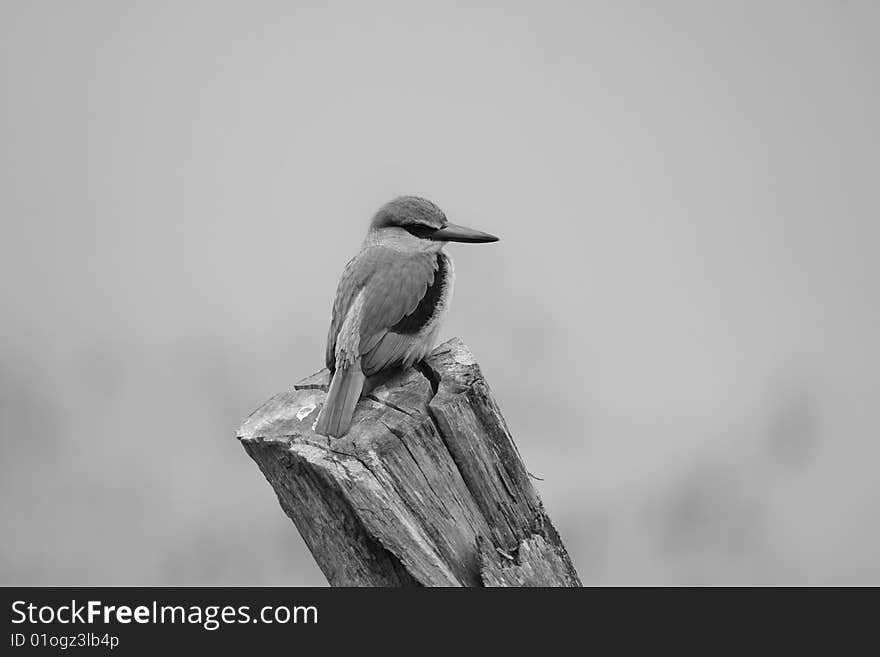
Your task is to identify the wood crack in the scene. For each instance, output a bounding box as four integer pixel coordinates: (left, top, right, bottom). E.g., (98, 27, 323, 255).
(365, 394, 417, 417)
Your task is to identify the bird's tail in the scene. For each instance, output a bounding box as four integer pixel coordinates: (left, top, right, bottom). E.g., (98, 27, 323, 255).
(315, 357, 366, 438)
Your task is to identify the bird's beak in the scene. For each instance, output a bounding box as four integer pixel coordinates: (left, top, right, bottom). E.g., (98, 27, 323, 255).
(430, 222, 499, 243)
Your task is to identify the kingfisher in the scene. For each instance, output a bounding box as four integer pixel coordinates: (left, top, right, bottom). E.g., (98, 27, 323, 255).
(314, 196, 499, 438)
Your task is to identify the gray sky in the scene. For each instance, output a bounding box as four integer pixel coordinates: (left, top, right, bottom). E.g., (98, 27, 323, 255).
(1, 1, 878, 584)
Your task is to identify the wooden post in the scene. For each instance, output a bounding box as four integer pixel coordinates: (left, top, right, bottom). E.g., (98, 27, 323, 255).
(238, 338, 581, 587)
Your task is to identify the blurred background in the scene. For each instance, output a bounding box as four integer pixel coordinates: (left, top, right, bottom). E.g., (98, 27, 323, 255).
(1, 1, 878, 585)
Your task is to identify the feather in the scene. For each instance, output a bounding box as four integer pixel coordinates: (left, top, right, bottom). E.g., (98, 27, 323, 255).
(391, 252, 448, 334)
(315, 357, 366, 438)
(362, 331, 411, 374)
(319, 247, 450, 436)
(325, 246, 438, 370)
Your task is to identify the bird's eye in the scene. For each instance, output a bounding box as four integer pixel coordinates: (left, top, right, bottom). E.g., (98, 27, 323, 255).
(403, 225, 437, 239)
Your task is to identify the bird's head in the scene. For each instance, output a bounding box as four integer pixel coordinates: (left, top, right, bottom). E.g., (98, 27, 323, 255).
(366, 196, 499, 251)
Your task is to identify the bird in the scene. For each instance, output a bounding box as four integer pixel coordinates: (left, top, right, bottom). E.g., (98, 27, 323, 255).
(314, 196, 499, 438)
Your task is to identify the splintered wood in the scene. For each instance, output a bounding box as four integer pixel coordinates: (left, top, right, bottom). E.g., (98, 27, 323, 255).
(238, 338, 581, 587)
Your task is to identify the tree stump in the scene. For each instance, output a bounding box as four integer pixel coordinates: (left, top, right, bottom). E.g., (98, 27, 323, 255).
(238, 338, 581, 587)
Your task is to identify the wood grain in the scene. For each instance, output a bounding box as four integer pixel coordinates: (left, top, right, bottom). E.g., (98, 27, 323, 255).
(238, 338, 581, 587)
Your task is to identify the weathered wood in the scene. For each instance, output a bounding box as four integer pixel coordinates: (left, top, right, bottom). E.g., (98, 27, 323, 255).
(238, 338, 581, 587)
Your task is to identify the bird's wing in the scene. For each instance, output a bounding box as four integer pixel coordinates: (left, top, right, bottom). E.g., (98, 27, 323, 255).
(325, 246, 438, 372)
(325, 254, 364, 370)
